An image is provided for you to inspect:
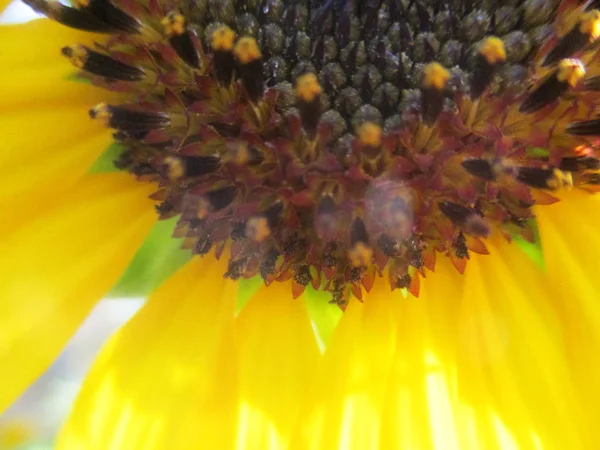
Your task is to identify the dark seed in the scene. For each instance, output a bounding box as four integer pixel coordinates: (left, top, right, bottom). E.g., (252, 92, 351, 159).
(516, 167, 558, 189)
(455, 232, 470, 259)
(350, 217, 369, 246)
(439, 201, 490, 237)
(260, 248, 280, 280)
(62, 45, 145, 81)
(293, 264, 312, 286)
(397, 273, 411, 289)
(461, 159, 497, 181)
(206, 186, 238, 210)
(90, 104, 171, 131)
(543, 11, 600, 66)
(566, 118, 600, 136)
(195, 237, 213, 255)
(520, 59, 584, 113)
(230, 222, 247, 242)
(23, 0, 116, 32)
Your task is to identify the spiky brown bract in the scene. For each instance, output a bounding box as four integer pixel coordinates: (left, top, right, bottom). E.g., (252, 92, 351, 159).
(25, 0, 600, 303)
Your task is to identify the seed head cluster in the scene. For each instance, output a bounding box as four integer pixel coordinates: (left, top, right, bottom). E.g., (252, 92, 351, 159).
(26, 0, 600, 305)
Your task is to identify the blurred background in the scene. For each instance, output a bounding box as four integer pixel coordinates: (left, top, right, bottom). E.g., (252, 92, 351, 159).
(0, 298, 144, 449)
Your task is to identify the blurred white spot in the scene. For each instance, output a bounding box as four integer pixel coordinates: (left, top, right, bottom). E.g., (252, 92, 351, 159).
(310, 321, 325, 354)
(55, 298, 144, 377)
(531, 431, 545, 450)
(236, 402, 283, 450)
(493, 414, 519, 450)
(0, 0, 43, 24)
(0, 298, 144, 446)
(425, 351, 460, 450)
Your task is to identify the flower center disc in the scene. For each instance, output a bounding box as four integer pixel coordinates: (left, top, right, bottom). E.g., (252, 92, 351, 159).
(28, 0, 600, 305)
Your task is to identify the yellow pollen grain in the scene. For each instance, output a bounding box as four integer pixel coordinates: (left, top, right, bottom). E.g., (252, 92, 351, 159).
(247, 216, 271, 242)
(164, 156, 185, 180)
(196, 198, 210, 220)
(493, 159, 515, 179)
(295, 73, 322, 103)
(422, 62, 450, 90)
(575, 144, 592, 156)
(579, 10, 600, 41)
(479, 36, 506, 64)
(234, 37, 262, 64)
(348, 242, 373, 268)
(63, 44, 88, 69)
(549, 169, 574, 190)
(557, 58, 586, 86)
(162, 13, 186, 36)
(226, 142, 250, 165)
(72, 0, 90, 8)
(211, 25, 236, 52)
(90, 102, 111, 122)
(357, 122, 382, 147)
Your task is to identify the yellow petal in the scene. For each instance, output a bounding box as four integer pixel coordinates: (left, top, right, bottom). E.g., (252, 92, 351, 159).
(536, 191, 600, 447)
(289, 266, 469, 450)
(0, 173, 156, 413)
(379, 262, 521, 450)
(291, 242, 588, 449)
(235, 282, 320, 449)
(0, 129, 114, 232)
(0, 105, 109, 170)
(380, 263, 464, 450)
(291, 287, 398, 450)
(0, 20, 120, 225)
(412, 259, 465, 386)
(0, 0, 13, 14)
(0, 19, 113, 109)
(60, 271, 320, 449)
(57, 256, 239, 449)
(458, 242, 584, 448)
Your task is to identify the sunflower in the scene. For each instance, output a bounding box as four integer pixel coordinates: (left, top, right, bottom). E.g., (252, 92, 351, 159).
(2, 0, 600, 447)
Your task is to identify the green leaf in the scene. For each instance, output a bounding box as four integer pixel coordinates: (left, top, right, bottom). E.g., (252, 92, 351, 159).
(515, 221, 545, 271)
(515, 237, 545, 271)
(64, 73, 93, 85)
(526, 147, 550, 158)
(89, 143, 123, 173)
(233, 277, 343, 350)
(304, 287, 343, 351)
(109, 217, 192, 297)
(236, 277, 264, 314)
